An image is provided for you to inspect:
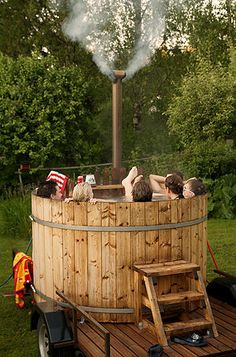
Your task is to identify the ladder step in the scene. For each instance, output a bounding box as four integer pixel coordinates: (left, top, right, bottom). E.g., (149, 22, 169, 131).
(133, 260, 200, 277)
(157, 291, 205, 304)
(164, 318, 212, 336)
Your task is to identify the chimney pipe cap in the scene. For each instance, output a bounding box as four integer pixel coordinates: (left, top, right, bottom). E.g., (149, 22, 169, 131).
(112, 70, 126, 81)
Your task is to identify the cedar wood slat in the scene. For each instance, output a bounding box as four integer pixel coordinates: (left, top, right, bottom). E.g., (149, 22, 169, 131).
(132, 261, 200, 276)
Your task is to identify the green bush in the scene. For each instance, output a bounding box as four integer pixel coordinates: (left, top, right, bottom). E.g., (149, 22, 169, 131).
(207, 174, 236, 219)
(0, 193, 31, 239)
(0, 53, 103, 187)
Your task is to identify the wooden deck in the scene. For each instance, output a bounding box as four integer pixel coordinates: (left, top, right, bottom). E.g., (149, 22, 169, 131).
(76, 297, 236, 357)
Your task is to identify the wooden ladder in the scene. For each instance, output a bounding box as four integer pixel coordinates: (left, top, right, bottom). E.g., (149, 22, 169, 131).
(132, 260, 218, 346)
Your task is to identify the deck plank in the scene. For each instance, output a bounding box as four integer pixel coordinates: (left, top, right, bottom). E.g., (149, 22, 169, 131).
(76, 298, 236, 357)
(207, 336, 233, 353)
(105, 323, 147, 356)
(78, 322, 123, 357)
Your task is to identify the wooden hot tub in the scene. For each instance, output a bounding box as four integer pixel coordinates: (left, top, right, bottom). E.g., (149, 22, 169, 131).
(31, 194, 207, 323)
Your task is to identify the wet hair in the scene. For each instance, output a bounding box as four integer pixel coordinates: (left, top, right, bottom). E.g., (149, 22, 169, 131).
(132, 180, 153, 202)
(186, 178, 207, 196)
(171, 170, 183, 180)
(166, 170, 184, 180)
(165, 174, 183, 195)
(72, 182, 93, 202)
(37, 180, 58, 198)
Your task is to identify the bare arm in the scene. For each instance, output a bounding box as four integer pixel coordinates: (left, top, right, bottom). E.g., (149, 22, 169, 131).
(149, 174, 166, 194)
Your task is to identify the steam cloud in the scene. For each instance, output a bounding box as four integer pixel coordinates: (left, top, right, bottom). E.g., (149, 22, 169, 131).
(61, 0, 166, 80)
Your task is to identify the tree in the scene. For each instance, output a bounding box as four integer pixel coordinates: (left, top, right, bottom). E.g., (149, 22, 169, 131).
(187, 0, 236, 65)
(166, 49, 236, 178)
(0, 0, 98, 74)
(164, 0, 236, 65)
(0, 53, 102, 186)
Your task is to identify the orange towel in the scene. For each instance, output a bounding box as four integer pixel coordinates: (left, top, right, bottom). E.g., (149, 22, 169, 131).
(13, 252, 33, 308)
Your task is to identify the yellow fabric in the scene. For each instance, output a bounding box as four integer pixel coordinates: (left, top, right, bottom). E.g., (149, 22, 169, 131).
(13, 252, 33, 308)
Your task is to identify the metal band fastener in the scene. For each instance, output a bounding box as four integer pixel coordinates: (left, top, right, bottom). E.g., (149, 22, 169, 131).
(30, 215, 207, 232)
(33, 286, 133, 314)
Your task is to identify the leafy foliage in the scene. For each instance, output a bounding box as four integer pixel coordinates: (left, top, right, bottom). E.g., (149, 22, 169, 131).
(165, 49, 236, 180)
(167, 56, 235, 148)
(0, 53, 102, 186)
(187, 1, 236, 65)
(178, 140, 236, 179)
(165, 0, 236, 65)
(207, 174, 236, 219)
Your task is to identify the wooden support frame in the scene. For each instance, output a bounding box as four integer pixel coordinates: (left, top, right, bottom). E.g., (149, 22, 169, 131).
(144, 276, 168, 346)
(132, 260, 218, 347)
(196, 271, 218, 338)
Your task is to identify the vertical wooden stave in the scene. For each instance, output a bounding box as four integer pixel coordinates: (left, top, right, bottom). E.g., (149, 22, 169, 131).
(116, 202, 131, 322)
(130, 202, 146, 323)
(101, 202, 116, 322)
(51, 199, 64, 301)
(108, 203, 117, 322)
(145, 201, 159, 264)
(62, 201, 75, 299)
(170, 200, 179, 261)
(170, 199, 182, 293)
(74, 202, 88, 306)
(181, 198, 191, 264)
(130, 202, 146, 265)
(87, 203, 102, 320)
(158, 201, 172, 295)
(190, 196, 200, 266)
(43, 198, 54, 299)
(37, 196, 46, 302)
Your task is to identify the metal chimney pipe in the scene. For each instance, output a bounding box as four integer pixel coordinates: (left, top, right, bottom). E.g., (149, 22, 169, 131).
(112, 70, 126, 169)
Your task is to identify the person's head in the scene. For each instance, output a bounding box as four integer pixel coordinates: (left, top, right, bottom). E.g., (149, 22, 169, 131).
(36, 180, 62, 200)
(167, 170, 184, 180)
(183, 178, 207, 198)
(165, 174, 183, 198)
(132, 180, 153, 202)
(72, 182, 93, 202)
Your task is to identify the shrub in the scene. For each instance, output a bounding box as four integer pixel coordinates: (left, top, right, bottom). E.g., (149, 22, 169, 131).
(207, 174, 236, 219)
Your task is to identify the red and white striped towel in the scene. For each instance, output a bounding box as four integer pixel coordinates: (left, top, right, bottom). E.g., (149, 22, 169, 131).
(46, 170, 69, 194)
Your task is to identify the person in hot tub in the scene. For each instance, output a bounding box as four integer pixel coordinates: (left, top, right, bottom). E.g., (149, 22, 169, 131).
(36, 180, 62, 200)
(183, 177, 207, 198)
(150, 172, 207, 199)
(65, 182, 96, 203)
(122, 166, 152, 202)
(164, 173, 184, 200)
(149, 170, 184, 196)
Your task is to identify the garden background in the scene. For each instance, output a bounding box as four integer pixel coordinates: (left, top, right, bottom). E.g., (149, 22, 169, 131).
(0, 0, 235, 355)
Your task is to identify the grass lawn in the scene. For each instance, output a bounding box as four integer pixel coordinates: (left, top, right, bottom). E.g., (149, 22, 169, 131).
(0, 217, 235, 356)
(207, 219, 236, 281)
(0, 235, 37, 356)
